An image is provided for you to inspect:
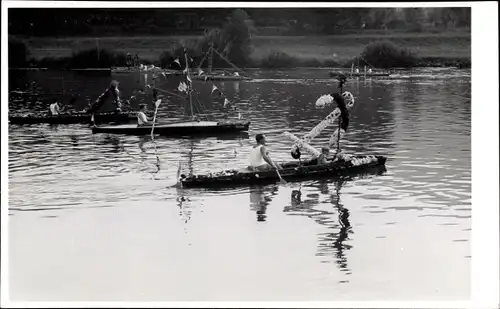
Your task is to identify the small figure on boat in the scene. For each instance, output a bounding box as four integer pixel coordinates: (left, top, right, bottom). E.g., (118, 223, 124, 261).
(248, 134, 282, 172)
(126, 53, 133, 68)
(137, 104, 152, 126)
(317, 147, 331, 165)
(87, 80, 122, 114)
(49, 99, 61, 116)
(134, 53, 140, 67)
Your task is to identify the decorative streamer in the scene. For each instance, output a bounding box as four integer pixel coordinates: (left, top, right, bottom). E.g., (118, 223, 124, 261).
(288, 90, 356, 158)
(329, 128, 345, 148)
(283, 132, 321, 157)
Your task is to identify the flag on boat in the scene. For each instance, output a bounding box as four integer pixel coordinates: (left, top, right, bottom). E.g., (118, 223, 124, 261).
(211, 85, 218, 94)
(186, 74, 192, 83)
(174, 58, 181, 66)
(224, 98, 230, 107)
(198, 68, 204, 76)
(204, 75, 208, 81)
(178, 81, 188, 93)
(234, 72, 239, 76)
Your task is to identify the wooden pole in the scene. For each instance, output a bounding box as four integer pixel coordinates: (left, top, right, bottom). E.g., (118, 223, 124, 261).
(96, 38, 100, 65)
(337, 82, 343, 154)
(208, 42, 213, 74)
(61, 77, 64, 105)
(184, 50, 194, 120)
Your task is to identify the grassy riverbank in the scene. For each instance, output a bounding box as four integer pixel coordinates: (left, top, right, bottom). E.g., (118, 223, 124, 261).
(13, 31, 471, 69)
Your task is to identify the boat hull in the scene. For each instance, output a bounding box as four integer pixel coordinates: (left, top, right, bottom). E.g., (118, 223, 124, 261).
(180, 155, 387, 188)
(9, 112, 137, 125)
(92, 120, 251, 136)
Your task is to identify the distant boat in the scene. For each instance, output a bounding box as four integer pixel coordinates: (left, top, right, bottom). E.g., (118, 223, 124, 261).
(329, 71, 391, 78)
(111, 66, 182, 76)
(9, 111, 137, 125)
(330, 61, 391, 78)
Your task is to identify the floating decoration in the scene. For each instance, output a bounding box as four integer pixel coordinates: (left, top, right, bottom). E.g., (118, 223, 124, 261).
(315, 94, 334, 108)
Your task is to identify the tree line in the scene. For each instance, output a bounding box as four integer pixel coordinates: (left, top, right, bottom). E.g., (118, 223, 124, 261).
(9, 7, 470, 37)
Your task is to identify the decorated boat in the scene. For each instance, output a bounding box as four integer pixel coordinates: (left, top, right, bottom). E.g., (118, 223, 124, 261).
(92, 49, 251, 137)
(9, 80, 145, 125)
(179, 73, 387, 188)
(9, 111, 137, 125)
(180, 154, 387, 187)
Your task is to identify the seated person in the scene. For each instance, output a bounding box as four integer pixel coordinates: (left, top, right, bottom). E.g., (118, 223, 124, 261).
(137, 104, 152, 126)
(317, 147, 330, 165)
(302, 147, 332, 166)
(49, 100, 61, 116)
(248, 134, 282, 171)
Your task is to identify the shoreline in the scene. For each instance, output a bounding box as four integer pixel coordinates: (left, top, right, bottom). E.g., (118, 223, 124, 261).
(11, 32, 470, 70)
(10, 55, 471, 71)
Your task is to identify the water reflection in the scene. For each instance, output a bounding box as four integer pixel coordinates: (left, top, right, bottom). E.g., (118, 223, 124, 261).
(249, 184, 279, 222)
(285, 178, 353, 280)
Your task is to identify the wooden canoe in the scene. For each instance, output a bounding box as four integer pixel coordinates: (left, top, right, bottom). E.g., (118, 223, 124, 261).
(180, 154, 387, 188)
(91, 119, 251, 136)
(8, 111, 138, 125)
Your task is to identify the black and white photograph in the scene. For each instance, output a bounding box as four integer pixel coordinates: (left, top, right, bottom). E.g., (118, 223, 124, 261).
(1, 1, 498, 307)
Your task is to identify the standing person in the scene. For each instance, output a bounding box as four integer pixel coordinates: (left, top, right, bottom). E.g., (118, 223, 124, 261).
(248, 134, 282, 171)
(137, 104, 152, 126)
(49, 100, 61, 116)
(126, 53, 133, 68)
(134, 53, 140, 67)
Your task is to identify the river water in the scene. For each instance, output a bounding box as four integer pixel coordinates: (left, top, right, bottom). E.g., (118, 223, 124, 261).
(7, 68, 471, 301)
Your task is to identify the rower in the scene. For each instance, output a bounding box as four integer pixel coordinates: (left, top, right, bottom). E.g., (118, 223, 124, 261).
(248, 134, 282, 172)
(137, 104, 152, 126)
(49, 100, 61, 116)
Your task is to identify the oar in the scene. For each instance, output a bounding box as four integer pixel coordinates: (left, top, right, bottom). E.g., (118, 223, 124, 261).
(275, 165, 287, 184)
(150, 99, 162, 139)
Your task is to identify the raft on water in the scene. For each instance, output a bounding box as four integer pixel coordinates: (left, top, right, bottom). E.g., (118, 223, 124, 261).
(8, 111, 138, 125)
(92, 120, 251, 136)
(180, 154, 387, 188)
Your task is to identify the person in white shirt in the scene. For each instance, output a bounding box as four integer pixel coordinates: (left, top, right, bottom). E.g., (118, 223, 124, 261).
(248, 134, 282, 172)
(49, 100, 61, 116)
(137, 104, 151, 126)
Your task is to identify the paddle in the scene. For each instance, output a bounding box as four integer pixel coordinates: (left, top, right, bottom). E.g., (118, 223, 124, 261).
(275, 164, 287, 184)
(150, 99, 162, 139)
(276, 169, 287, 185)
